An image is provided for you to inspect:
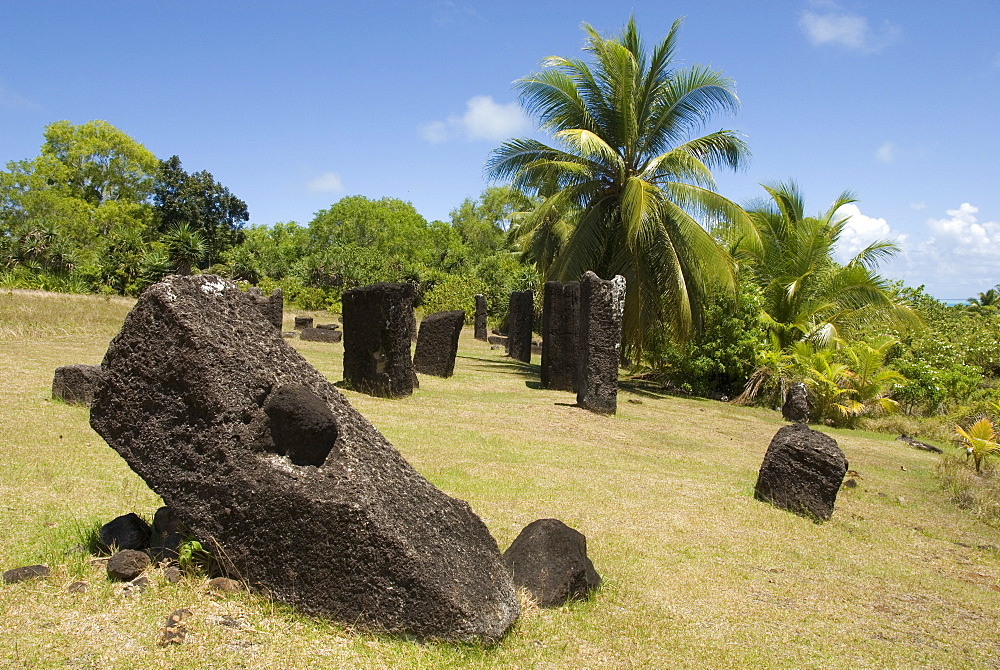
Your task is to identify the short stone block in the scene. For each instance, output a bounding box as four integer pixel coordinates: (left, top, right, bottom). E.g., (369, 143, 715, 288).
(413, 310, 465, 378)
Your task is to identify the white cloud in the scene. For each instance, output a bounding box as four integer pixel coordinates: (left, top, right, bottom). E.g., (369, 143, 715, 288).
(798, 6, 899, 54)
(890, 203, 1000, 298)
(420, 95, 531, 143)
(305, 171, 344, 194)
(909, 201, 927, 211)
(834, 204, 905, 264)
(874, 141, 896, 164)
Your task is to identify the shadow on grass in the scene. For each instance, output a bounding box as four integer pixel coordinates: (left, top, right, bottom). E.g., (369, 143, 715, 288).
(619, 378, 710, 402)
(458, 355, 540, 380)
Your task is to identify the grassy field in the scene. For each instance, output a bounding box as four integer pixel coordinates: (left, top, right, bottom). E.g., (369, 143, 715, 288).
(2, 289, 999, 670)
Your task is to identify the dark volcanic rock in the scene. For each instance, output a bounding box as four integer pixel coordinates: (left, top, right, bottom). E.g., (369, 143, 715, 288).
(300, 327, 342, 343)
(89, 275, 517, 642)
(153, 506, 186, 536)
(2, 564, 50, 584)
(754, 424, 848, 521)
(52, 364, 104, 406)
(782, 382, 810, 423)
(503, 519, 601, 607)
(541, 281, 580, 392)
(107, 549, 150, 581)
(413, 310, 465, 378)
(247, 287, 283, 331)
(294, 316, 314, 330)
(507, 290, 533, 363)
(100, 513, 152, 552)
(474, 294, 488, 341)
(263, 383, 339, 466)
(342, 282, 418, 398)
(577, 272, 625, 414)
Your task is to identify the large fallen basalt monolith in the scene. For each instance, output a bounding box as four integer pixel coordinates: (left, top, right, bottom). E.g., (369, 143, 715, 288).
(474, 294, 488, 341)
(782, 382, 810, 423)
(300, 327, 342, 343)
(541, 281, 580, 392)
(754, 424, 848, 522)
(89, 275, 518, 642)
(52, 364, 104, 406)
(413, 310, 465, 378)
(247, 287, 283, 331)
(503, 518, 601, 607)
(342, 282, 418, 398)
(576, 272, 625, 414)
(507, 289, 533, 363)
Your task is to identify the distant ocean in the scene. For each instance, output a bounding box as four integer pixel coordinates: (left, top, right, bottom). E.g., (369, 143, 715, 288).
(940, 299, 967, 306)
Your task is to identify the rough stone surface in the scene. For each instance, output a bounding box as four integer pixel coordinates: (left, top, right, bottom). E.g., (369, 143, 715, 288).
(300, 327, 342, 343)
(502, 519, 601, 607)
(294, 316, 314, 330)
(474, 294, 488, 341)
(342, 282, 418, 398)
(507, 290, 534, 363)
(541, 281, 580, 392)
(247, 287, 283, 331)
(52, 364, 104, 406)
(89, 274, 518, 642)
(263, 383, 339, 466)
(413, 310, 465, 378)
(100, 513, 152, 552)
(754, 424, 848, 521)
(153, 506, 186, 536)
(577, 272, 625, 414)
(782, 382, 810, 423)
(107, 549, 150, 581)
(3, 564, 50, 584)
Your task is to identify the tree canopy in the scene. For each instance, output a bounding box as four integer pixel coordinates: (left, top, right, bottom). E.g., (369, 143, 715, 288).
(488, 16, 751, 357)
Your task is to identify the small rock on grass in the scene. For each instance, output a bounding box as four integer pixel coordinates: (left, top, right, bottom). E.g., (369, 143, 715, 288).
(164, 566, 182, 584)
(159, 608, 193, 645)
(2, 564, 50, 584)
(66, 580, 89, 593)
(208, 577, 242, 593)
(107, 550, 150, 581)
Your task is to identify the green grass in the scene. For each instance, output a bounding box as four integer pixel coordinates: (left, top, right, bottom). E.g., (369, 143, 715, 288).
(2, 290, 1000, 669)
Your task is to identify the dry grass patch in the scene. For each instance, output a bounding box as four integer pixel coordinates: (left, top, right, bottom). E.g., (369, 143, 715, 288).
(2, 292, 1000, 669)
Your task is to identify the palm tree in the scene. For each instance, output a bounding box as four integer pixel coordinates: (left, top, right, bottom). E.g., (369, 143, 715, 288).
(730, 180, 919, 349)
(488, 16, 751, 358)
(967, 286, 1000, 311)
(163, 222, 206, 276)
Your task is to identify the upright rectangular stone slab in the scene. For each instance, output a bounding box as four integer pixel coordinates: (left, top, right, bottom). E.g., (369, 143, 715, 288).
(52, 364, 104, 406)
(506, 289, 534, 363)
(413, 310, 465, 378)
(247, 287, 283, 331)
(89, 275, 518, 642)
(474, 294, 488, 341)
(541, 281, 580, 392)
(576, 272, 625, 414)
(342, 282, 417, 398)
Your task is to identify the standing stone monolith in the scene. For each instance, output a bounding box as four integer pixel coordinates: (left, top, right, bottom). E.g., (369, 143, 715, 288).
(342, 282, 417, 398)
(541, 281, 580, 392)
(754, 423, 848, 521)
(89, 275, 519, 642)
(474, 294, 488, 341)
(576, 272, 625, 414)
(52, 364, 104, 406)
(506, 289, 533, 363)
(782, 382, 810, 423)
(413, 310, 465, 378)
(247, 287, 283, 331)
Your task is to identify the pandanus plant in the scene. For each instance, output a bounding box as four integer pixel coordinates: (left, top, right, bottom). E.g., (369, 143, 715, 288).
(955, 418, 1000, 474)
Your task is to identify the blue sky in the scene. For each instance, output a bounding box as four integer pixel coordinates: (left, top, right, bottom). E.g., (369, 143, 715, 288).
(2, 1, 998, 299)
